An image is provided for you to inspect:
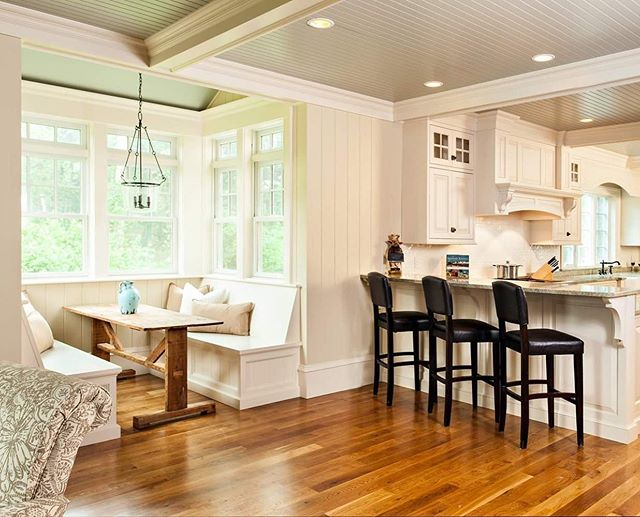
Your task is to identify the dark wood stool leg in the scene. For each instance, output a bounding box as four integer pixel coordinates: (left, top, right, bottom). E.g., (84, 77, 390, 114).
(574, 353, 584, 447)
(444, 338, 454, 426)
(520, 355, 530, 449)
(492, 340, 500, 423)
(386, 329, 395, 406)
(373, 322, 380, 396)
(428, 331, 437, 413)
(413, 330, 421, 392)
(499, 343, 507, 432)
(546, 354, 555, 428)
(470, 341, 478, 409)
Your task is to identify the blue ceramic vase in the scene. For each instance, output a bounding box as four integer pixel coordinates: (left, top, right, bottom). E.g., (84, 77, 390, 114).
(118, 281, 140, 315)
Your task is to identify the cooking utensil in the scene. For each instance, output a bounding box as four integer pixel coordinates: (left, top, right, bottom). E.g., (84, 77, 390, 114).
(493, 261, 522, 279)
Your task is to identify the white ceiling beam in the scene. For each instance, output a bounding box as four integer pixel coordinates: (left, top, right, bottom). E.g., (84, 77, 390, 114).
(146, 0, 340, 71)
(178, 57, 394, 120)
(394, 48, 640, 121)
(564, 121, 640, 147)
(0, 1, 147, 67)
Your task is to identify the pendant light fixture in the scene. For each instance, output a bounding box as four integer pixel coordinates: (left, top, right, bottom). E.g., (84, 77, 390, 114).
(120, 73, 166, 209)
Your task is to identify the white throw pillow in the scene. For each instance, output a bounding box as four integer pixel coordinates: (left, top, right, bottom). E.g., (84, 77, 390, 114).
(22, 295, 54, 353)
(179, 282, 230, 314)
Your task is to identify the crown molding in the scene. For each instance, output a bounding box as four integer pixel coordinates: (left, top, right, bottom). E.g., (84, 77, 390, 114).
(179, 57, 394, 120)
(564, 121, 640, 147)
(394, 47, 640, 121)
(147, 0, 338, 71)
(0, 1, 148, 67)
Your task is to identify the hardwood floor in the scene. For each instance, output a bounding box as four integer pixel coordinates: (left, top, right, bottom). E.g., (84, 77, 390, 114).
(66, 375, 640, 516)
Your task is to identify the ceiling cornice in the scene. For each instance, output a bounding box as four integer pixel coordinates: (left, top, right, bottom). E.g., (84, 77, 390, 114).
(0, 0, 147, 67)
(394, 47, 640, 121)
(179, 57, 394, 120)
(146, 0, 340, 71)
(564, 120, 640, 147)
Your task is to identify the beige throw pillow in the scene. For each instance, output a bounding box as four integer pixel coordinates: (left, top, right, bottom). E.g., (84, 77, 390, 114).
(190, 301, 255, 336)
(165, 282, 209, 312)
(22, 292, 54, 353)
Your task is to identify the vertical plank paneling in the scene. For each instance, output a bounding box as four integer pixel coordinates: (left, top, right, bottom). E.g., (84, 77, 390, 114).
(346, 113, 361, 278)
(334, 110, 349, 283)
(359, 117, 373, 272)
(320, 108, 336, 288)
(63, 283, 83, 349)
(45, 284, 65, 341)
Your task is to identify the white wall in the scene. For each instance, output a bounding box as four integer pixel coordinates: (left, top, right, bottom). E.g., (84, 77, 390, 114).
(298, 104, 402, 367)
(1, 34, 22, 362)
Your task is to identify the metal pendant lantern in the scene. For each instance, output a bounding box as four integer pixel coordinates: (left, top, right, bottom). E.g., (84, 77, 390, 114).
(120, 73, 166, 209)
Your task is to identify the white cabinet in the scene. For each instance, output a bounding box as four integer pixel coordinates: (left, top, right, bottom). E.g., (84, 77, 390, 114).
(529, 198, 581, 244)
(507, 136, 556, 189)
(568, 158, 582, 190)
(430, 124, 473, 171)
(402, 119, 475, 245)
(621, 190, 640, 246)
(427, 168, 475, 242)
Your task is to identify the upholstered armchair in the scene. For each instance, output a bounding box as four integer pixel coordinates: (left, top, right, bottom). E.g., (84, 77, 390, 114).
(0, 362, 112, 517)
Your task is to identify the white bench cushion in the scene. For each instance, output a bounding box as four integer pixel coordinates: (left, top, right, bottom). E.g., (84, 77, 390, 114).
(41, 341, 121, 379)
(187, 332, 298, 354)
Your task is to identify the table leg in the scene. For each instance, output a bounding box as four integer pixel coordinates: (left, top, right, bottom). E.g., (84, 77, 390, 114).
(91, 318, 111, 361)
(133, 327, 216, 430)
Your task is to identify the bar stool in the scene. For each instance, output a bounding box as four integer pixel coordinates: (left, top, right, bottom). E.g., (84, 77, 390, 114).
(492, 280, 584, 449)
(367, 272, 430, 406)
(422, 276, 500, 426)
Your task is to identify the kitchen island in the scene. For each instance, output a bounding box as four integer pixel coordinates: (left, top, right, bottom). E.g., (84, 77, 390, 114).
(361, 273, 640, 443)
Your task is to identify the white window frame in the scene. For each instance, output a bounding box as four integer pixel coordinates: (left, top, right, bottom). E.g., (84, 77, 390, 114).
(562, 187, 619, 270)
(105, 128, 180, 276)
(21, 118, 89, 278)
(210, 119, 291, 282)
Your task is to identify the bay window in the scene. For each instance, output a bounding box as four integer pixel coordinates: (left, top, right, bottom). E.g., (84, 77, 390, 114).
(21, 119, 87, 275)
(211, 121, 287, 279)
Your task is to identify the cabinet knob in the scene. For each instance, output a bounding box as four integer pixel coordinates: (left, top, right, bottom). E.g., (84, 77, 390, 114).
(450, 227, 457, 233)
(566, 232, 571, 237)
(451, 155, 457, 161)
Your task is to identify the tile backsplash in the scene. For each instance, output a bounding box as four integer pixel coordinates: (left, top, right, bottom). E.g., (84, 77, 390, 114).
(401, 216, 558, 279)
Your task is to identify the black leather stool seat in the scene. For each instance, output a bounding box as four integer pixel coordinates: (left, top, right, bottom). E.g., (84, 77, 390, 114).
(505, 328, 584, 355)
(378, 311, 431, 332)
(433, 319, 499, 343)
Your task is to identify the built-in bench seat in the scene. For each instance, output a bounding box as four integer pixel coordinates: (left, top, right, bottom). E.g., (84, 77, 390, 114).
(184, 277, 302, 409)
(22, 307, 121, 445)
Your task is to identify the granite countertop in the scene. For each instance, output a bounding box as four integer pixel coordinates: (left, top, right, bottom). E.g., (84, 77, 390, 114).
(360, 273, 640, 298)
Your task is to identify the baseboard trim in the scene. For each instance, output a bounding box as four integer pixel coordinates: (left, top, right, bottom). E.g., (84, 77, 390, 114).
(299, 355, 373, 399)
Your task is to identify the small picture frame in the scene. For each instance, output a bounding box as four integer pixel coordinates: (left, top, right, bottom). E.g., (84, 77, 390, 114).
(446, 254, 470, 280)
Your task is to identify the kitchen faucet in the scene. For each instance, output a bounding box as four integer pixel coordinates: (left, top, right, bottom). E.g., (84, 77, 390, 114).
(599, 260, 621, 275)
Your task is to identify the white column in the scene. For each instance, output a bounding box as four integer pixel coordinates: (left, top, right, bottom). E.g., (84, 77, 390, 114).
(0, 34, 22, 362)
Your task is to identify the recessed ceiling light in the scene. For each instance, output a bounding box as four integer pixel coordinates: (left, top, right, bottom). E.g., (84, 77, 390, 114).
(532, 53, 556, 63)
(424, 80, 444, 88)
(306, 17, 335, 29)
(580, 118, 594, 123)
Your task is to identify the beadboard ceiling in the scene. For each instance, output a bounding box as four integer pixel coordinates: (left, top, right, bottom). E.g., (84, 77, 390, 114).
(4, 0, 210, 39)
(498, 82, 640, 131)
(219, 0, 640, 102)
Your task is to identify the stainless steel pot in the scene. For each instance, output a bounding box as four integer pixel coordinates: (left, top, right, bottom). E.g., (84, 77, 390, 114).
(493, 261, 522, 279)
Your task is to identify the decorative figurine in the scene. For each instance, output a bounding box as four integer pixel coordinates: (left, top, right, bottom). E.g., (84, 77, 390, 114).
(384, 234, 404, 277)
(118, 280, 141, 315)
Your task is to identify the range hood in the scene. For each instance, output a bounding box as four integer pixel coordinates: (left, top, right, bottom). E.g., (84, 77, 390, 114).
(495, 183, 578, 220)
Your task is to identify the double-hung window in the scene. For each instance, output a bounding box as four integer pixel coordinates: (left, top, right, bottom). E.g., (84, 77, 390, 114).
(106, 131, 178, 274)
(21, 119, 87, 275)
(212, 134, 240, 273)
(562, 190, 618, 269)
(211, 122, 287, 279)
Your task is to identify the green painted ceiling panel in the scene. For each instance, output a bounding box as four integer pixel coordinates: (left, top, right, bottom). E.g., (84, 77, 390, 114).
(22, 48, 218, 111)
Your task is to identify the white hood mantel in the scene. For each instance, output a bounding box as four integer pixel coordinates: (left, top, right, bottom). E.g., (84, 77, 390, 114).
(495, 182, 578, 220)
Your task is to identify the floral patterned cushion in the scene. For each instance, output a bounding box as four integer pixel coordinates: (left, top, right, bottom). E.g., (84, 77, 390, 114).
(0, 362, 112, 515)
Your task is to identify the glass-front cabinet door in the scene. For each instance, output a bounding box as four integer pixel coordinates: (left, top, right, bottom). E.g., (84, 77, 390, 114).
(429, 124, 473, 170)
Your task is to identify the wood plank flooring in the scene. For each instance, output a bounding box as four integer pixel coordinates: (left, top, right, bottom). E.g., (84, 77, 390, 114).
(66, 375, 640, 516)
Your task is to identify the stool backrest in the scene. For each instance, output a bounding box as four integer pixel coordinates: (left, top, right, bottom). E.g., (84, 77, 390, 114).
(421, 276, 453, 316)
(492, 280, 529, 325)
(367, 272, 392, 309)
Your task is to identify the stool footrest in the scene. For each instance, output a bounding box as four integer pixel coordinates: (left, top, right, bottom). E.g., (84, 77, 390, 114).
(505, 379, 548, 387)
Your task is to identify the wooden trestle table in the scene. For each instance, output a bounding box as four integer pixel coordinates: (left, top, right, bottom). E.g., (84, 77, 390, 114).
(64, 304, 222, 430)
